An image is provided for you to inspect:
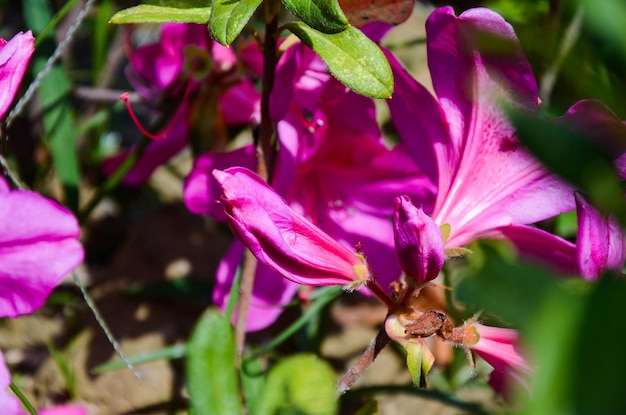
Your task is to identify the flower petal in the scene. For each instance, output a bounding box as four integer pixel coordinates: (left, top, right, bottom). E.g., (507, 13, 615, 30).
(576, 193, 626, 279)
(0, 352, 21, 415)
(425, 7, 574, 246)
(213, 241, 300, 332)
(0, 31, 34, 120)
(0, 188, 83, 317)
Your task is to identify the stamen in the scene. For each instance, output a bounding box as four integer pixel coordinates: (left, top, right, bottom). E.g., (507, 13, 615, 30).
(120, 75, 194, 140)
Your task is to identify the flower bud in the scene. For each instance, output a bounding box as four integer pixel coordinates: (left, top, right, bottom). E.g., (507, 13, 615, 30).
(393, 195, 444, 284)
(213, 167, 370, 288)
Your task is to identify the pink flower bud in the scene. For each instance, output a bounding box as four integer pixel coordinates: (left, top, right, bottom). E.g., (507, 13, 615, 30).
(213, 167, 370, 288)
(393, 195, 444, 284)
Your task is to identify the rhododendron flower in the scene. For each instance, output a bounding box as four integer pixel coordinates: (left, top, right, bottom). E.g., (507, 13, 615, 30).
(387, 7, 575, 250)
(393, 195, 444, 285)
(103, 23, 260, 185)
(38, 404, 88, 415)
(0, 31, 34, 120)
(214, 168, 371, 288)
(186, 43, 433, 330)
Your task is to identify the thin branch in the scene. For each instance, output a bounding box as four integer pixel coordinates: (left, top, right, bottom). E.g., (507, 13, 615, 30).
(337, 327, 390, 394)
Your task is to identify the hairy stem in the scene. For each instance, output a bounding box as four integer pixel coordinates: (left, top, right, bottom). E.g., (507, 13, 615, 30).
(337, 327, 390, 394)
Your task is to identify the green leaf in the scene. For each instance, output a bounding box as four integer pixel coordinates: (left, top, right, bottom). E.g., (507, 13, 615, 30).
(406, 340, 434, 388)
(510, 110, 626, 226)
(257, 354, 337, 415)
(187, 309, 242, 415)
(286, 23, 393, 98)
(109, 5, 211, 24)
(209, 0, 262, 45)
(282, 0, 348, 34)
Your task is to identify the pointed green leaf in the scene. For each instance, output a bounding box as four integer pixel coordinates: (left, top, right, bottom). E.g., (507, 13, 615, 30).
(286, 23, 393, 98)
(282, 0, 348, 33)
(405, 340, 435, 388)
(110, 5, 211, 24)
(257, 354, 337, 415)
(209, 0, 262, 45)
(187, 309, 242, 415)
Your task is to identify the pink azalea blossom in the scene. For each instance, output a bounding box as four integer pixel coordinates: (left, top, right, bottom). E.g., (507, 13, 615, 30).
(186, 43, 433, 330)
(213, 167, 370, 287)
(0, 31, 34, 120)
(387, 7, 575, 249)
(103, 23, 260, 185)
(393, 195, 444, 285)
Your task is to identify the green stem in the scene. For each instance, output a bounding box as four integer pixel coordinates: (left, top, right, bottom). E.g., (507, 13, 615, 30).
(10, 382, 38, 415)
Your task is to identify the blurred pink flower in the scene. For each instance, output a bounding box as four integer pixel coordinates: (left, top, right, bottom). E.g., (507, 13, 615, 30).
(470, 324, 530, 393)
(103, 23, 260, 185)
(387, 7, 575, 249)
(393, 195, 444, 285)
(38, 404, 88, 415)
(214, 167, 370, 287)
(0, 178, 83, 318)
(0, 31, 34, 120)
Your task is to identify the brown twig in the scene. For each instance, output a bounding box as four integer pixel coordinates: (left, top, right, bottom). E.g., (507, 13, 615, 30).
(337, 326, 391, 394)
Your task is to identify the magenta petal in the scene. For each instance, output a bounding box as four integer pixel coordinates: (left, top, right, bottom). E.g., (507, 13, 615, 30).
(213, 241, 299, 332)
(576, 193, 626, 279)
(393, 195, 444, 284)
(38, 405, 88, 415)
(0, 188, 83, 317)
(494, 224, 578, 275)
(385, 48, 448, 185)
(424, 7, 574, 246)
(0, 31, 35, 120)
(0, 353, 21, 415)
(557, 99, 626, 178)
(184, 145, 257, 220)
(220, 80, 261, 125)
(214, 167, 368, 286)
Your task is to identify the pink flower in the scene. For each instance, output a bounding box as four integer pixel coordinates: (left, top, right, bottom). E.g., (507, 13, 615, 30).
(213, 167, 370, 288)
(0, 178, 84, 317)
(387, 7, 575, 249)
(103, 23, 260, 185)
(393, 195, 444, 284)
(0, 31, 34, 120)
(186, 43, 433, 330)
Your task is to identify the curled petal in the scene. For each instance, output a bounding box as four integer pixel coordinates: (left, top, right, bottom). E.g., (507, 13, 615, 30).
(576, 193, 626, 279)
(0, 31, 35, 120)
(0, 184, 84, 317)
(213, 167, 369, 287)
(393, 195, 444, 284)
